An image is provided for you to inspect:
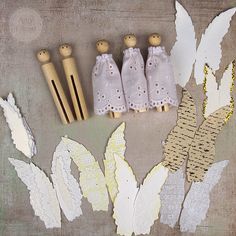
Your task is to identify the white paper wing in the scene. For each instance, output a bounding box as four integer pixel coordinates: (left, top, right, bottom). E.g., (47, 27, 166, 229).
(170, 1, 197, 87)
(133, 163, 169, 235)
(62, 137, 109, 211)
(194, 7, 236, 84)
(0, 93, 36, 158)
(51, 140, 82, 221)
(104, 122, 126, 202)
(8, 158, 61, 228)
(180, 160, 229, 233)
(113, 154, 139, 236)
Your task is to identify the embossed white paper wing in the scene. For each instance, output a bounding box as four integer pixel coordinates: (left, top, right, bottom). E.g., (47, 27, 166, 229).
(180, 160, 229, 233)
(0, 93, 36, 158)
(170, 1, 197, 87)
(51, 140, 82, 221)
(8, 158, 61, 228)
(160, 168, 185, 228)
(104, 122, 126, 202)
(62, 137, 109, 211)
(194, 8, 236, 84)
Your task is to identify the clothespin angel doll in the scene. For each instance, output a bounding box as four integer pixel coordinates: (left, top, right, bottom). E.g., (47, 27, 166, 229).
(121, 34, 149, 112)
(92, 39, 127, 118)
(146, 33, 178, 112)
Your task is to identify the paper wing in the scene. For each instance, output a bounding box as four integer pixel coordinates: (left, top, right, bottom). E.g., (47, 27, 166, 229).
(8, 158, 61, 228)
(194, 7, 236, 84)
(104, 122, 126, 202)
(133, 163, 169, 235)
(0, 93, 36, 158)
(51, 140, 82, 221)
(62, 137, 109, 211)
(113, 154, 139, 236)
(170, 1, 197, 87)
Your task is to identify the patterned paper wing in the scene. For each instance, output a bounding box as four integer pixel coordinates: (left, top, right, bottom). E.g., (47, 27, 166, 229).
(62, 137, 109, 211)
(162, 89, 197, 171)
(133, 163, 169, 235)
(170, 1, 197, 87)
(187, 106, 231, 182)
(0, 93, 36, 158)
(194, 7, 236, 84)
(104, 122, 126, 202)
(113, 154, 139, 236)
(51, 140, 82, 221)
(8, 158, 61, 228)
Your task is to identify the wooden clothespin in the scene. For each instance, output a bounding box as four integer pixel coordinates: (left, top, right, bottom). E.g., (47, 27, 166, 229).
(59, 44, 89, 121)
(37, 49, 74, 124)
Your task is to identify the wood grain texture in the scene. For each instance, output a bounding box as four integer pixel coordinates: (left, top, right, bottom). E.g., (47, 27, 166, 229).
(0, 0, 236, 235)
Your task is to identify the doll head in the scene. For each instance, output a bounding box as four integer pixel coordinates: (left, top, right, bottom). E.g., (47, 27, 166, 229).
(124, 34, 137, 48)
(59, 44, 72, 57)
(148, 33, 161, 46)
(96, 40, 109, 54)
(37, 49, 50, 63)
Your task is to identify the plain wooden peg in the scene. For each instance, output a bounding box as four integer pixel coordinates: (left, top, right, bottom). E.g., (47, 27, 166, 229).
(59, 44, 89, 121)
(37, 49, 74, 124)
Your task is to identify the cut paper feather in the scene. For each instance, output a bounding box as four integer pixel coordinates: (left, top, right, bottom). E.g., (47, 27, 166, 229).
(170, 1, 236, 86)
(62, 137, 109, 211)
(180, 160, 229, 233)
(160, 168, 185, 228)
(0, 93, 36, 158)
(104, 122, 126, 202)
(8, 158, 61, 228)
(51, 140, 82, 221)
(113, 154, 169, 236)
(203, 61, 235, 119)
(162, 89, 197, 171)
(170, 1, 196, 87)
(187, 106, 231, 182)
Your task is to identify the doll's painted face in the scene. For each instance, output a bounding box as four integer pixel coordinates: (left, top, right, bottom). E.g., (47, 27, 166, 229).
(59, 44, 72, 57)
(148, 33, 161, 46)
(37, 49, 50, 63)
(124, 34, 137, 48)
(96, 40, 109, 54)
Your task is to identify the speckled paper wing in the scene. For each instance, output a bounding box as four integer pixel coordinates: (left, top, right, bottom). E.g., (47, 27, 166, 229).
(0, 93, 36, 158)
(160, 168, 185, 228)
(170, 1, 197, 87)
(8, 158, 61, 229)
(104, 122, 126, 202)
(62, 137, 109, 211)
(194, 7, 236, 85)
(180, 160, 229, 233)
(187, 106, 231, 182)
(162, 89, 197, 171)
(203, 61, 235, 118)
(51, 140, 82, 221)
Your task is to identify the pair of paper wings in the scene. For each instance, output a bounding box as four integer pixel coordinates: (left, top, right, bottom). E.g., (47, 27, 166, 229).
(170, 1, 236, 87)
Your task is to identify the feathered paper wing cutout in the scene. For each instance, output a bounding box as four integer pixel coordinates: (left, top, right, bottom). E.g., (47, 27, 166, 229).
(8, 158, 61, 228)
(194, 7, 236, 84)
(104, 122, 126, 202)
(162, 89, 197, 171)
(180, 160, 228, 233)
(187, 106, 231, 182)
(51, 140, 82, 221)
(113, 154, 168, 236)
(0, 93, 36, 158)
(160, 168, 185, 228)
(203, 61, 235, 118)
(170, 1, 197, 87)
(62, 137, 109, 211)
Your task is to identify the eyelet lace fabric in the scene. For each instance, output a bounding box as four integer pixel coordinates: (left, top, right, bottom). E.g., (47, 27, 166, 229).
(121, 48, 149, 111)
(92, 54, 127, 115)
(146, 46, 178, 108)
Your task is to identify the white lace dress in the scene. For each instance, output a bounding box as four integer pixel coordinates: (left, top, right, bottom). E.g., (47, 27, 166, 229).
(92, 54, 127, 115)
(146, 46, 178, 108)
(121, 48, 149, 111)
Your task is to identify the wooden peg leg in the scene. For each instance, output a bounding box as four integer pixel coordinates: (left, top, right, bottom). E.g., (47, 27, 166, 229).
(163, 104, 169, 112)
(109, 111, 122, 119)
(156, 106, 163, 112)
